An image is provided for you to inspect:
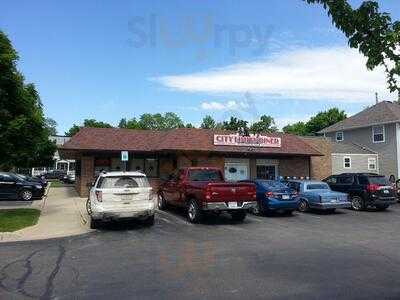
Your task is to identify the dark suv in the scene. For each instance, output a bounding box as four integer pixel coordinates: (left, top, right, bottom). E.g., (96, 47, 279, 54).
(324, 173, 397, 211)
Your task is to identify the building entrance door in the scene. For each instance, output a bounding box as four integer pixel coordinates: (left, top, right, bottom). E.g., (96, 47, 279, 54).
(256, 165, 277, 180)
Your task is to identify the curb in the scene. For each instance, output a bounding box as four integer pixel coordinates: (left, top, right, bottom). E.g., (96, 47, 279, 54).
(73, 197, 89, 226)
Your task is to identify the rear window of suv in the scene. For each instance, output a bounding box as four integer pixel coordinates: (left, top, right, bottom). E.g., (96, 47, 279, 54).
(367, 176, 389, 186)
(97, 176, 149, 188)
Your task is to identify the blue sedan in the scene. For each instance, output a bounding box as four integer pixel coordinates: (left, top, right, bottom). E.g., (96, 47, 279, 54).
(242, 180, 299, 215)
(286, 180, 351, 213)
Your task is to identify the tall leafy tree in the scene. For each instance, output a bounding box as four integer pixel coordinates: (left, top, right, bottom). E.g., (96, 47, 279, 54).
(45, 118, 58, 136)
(250, 115, 278, 134)
(222, 117, 249, 134)
(200, 115, 217, 129)
(0, 31, 56, 170)
(65, 119, 113, 136)
(138, 112, 184, 130)
(282, 122, 309, 136)
(283, 108, 347, 136)
(305, 0, 400, 98)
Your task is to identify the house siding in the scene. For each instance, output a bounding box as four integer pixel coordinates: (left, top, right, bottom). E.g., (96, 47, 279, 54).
(331, 154, 379, 175)
(326, 123, 398, 178)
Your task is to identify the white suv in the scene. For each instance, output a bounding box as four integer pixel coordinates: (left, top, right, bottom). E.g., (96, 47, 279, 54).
(87, 171, 155, 228)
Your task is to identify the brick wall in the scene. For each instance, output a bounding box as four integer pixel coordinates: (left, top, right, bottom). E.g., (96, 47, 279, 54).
(76, 156, 94, 198)
(301, 137, 332, 180)
(177, 152, 224, 170)
(279, 157, 310, 178)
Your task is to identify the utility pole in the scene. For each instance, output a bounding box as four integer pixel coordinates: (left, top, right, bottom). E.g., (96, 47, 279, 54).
(375, 92, 379, 104)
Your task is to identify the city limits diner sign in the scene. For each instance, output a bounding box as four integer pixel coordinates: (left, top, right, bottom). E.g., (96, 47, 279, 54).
(213, 134, 281, 148)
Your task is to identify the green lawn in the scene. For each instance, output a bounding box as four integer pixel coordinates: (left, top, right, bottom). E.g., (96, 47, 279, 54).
(0, 209, 41, 232)
(49, 180, 64, 187)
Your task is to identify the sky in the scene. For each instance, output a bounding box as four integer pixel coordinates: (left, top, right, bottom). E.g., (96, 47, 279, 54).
(1, 0, 400, 134)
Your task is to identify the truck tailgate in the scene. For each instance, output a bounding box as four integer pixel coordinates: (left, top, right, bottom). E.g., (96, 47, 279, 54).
(206, 183, 256, 202)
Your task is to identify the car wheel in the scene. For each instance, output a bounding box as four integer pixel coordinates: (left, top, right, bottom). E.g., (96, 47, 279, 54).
(157, 193, 168, 211)
(231, 210, 247, 222)
(298, 199, 309, 212)
(19, 189, 33, 201)
(187, 199, 202, 223)
(90, 218, 100, 229)
(143, 215, 155, 226)
(376, 204, 389, 211)
(351, 196, 365, 211)
(251, 201, 263, 215)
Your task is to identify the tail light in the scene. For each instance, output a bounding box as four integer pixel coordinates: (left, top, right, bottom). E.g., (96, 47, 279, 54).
(205, 185, 211, 200)
(95, 190, 103, 202)
(265, 191, 274, 198)
(367, 184, 379, 192)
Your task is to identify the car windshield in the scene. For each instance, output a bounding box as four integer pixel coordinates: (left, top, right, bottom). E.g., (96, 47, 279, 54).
(260, 180, 288, 190)
(307, 183, 330, 190)
(368, 176, 389, 185)
(188, 170, 223, 182)
(98, 176, 149, 188)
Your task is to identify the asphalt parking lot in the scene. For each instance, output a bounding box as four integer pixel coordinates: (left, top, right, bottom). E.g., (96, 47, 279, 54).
(1, 204, 400, 300)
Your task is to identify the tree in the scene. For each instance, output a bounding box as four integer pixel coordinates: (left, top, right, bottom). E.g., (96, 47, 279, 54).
(65, 119, 113, 136)
(138, 112, 184, 130)
(306, 108, 347, 134)
(305, 0, 400, 99)
(283, 108, 347, 136)
(45, 118, 57, 136)
(118, 118, 127, 128)
(250, 115, 278, 134)
(222, 117, 249, 134)
(282, 122, 309, 136)
(0, 31, 56, 170)
(185, 123, 195, 128)
(200, 115, 217, 129)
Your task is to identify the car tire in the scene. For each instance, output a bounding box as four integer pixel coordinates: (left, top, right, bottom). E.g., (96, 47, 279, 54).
(187, 199, 202, 223)
(157, 193, 168, 211)
(90, 218, 100, 229)
(231, 210, 247, 222)
(251, 201, 263, 215)
(376, 204, 389, 211)
(351, 196, 365, 211)
(298, 199, 309, 212)
(19, 189, 33, 201)
(143, 215, 155, 226)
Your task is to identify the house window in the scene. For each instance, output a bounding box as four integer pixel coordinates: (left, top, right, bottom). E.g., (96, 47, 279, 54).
(336, 131, 344, 142)
(372, 125, 385, 143)
(368, 157, 377, 171)
(343, 156, 351, 169)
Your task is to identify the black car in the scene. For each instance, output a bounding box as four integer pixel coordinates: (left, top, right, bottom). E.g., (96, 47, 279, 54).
(16, 174, 48, 187)
(0, 172, 45, 201)
(324, 173, 397, 211)
(43, 170, 66, 180)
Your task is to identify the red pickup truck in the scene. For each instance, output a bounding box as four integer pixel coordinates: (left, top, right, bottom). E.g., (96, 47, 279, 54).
(157, 167, 257, 223)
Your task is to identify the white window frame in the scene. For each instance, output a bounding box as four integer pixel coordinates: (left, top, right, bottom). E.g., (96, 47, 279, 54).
(368, 157, 377, 171)
(372, 125, 385, 143)
(336, 131, 344, 142)
(343, 156, 351, 169)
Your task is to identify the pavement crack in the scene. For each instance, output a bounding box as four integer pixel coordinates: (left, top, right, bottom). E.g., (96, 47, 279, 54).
(40, 244, 66, 300)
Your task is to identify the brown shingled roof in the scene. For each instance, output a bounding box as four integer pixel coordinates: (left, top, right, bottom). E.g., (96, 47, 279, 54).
(319, 101, 400, 133)
(61, 127, 322, 156)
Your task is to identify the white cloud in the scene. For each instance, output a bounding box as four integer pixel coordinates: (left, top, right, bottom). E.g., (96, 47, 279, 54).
(200, 100, 249, 111)
(155, 46, 396, 103)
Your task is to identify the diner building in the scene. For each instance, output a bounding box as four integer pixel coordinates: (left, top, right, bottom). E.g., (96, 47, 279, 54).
(59, 127, 331, 197)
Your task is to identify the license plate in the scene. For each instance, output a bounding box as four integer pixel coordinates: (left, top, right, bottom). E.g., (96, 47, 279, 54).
(228, 202, 238, 208)
(282, 195, 290, 200)
(121, 194, 132, 201)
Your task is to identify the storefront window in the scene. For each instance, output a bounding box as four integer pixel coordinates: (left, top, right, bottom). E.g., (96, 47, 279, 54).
(131, 158, 145, 172)
(256, 165, 276, 180)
